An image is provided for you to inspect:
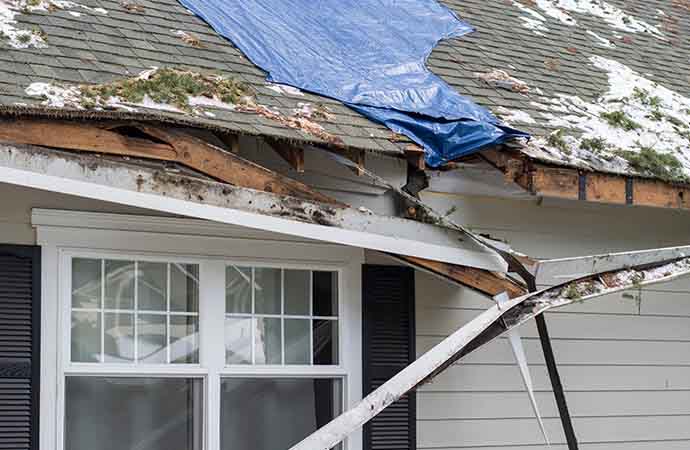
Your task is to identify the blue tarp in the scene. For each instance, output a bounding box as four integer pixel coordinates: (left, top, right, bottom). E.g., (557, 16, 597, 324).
(178, 0, 529, 167)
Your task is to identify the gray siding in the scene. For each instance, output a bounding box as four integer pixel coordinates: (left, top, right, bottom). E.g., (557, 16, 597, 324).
(415, 192, 690, 449)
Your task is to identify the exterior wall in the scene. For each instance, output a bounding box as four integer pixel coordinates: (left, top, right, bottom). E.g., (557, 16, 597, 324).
(415, 192, 690, 450)
(0, 182, 159, 245)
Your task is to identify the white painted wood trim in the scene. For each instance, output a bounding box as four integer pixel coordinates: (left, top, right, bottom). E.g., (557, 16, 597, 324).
(36, 211, 364, 450)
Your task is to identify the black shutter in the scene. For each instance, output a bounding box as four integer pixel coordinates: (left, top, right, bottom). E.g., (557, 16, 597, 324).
(0, 245, 40, 450)
(362, 265, 415, 450)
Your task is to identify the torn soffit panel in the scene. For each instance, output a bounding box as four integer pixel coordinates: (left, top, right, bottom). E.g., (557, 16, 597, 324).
(0, 142, 507, 272)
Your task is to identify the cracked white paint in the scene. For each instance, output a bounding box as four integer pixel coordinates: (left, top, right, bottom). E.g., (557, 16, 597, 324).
(528, 57, 690, 175)
(514, 0, 663, 39)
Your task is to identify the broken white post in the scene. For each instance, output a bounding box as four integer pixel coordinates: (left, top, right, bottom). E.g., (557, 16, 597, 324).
(290, 256, 690, 450)
(494, 292, 549, 445)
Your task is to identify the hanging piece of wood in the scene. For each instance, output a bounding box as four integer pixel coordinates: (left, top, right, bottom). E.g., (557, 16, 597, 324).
(291, 253, 690, 450)
(394, 254, 526, 298)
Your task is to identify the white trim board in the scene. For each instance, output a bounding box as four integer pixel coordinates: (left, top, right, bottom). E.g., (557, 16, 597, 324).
(0, 143, 506, 272)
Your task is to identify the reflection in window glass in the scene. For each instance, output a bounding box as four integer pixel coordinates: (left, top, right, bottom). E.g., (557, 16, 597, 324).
(226, 266, 252, 314)
(104, 260, 135, 310)
(284, 269, 310, 315)
(71, 311, 100, 363)
(313, 271, 338, 317)
(171, 264, 199, 312)
(104, 313, 134, 363)
(138, 262, 167, 311)
(285, 319, 310, 365)
(254, 268, 281, 314)
(72, 258, 101, 309)
(220, 378, 342, 450)
(138, 314, 167, 364)
(170, 315, 199, 364)
(71, 258, 199, 364)
(254, 317, 281, 365)
(225, 317, 252, 364)
(313, 320, 338, 365)
(65, 377, 203, 450)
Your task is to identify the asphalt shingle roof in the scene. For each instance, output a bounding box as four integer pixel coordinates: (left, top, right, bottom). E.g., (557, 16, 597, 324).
(1, 0, 689, 176)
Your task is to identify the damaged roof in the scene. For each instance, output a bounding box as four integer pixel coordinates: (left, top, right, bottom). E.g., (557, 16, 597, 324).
(1, 0, 689, 181)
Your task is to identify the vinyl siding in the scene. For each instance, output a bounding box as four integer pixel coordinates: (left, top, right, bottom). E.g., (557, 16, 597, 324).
(415, 192, 690, 450)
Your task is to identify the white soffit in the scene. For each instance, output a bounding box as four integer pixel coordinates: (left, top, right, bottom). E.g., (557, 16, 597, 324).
(0, 143, 507, 272)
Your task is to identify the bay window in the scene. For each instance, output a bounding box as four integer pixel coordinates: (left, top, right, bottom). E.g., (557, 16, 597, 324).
(45, 221, 362, 450)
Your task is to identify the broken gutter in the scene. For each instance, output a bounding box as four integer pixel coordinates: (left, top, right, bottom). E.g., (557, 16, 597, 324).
(291, 253, 690, 450)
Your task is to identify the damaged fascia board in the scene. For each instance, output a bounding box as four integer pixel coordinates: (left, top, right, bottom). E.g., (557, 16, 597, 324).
(0, 142, 506, 271)
(534, 245, 690, 286)
(291, 255, 690, 450)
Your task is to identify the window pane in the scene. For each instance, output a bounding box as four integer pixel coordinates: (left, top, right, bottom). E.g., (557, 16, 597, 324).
(313, 320, 338, 365)
(71, 311, 100, 362)
(284, 269, 310, 315)
(225, 317, 252, 364)
(170, 264, 199, 312)
(104, 313, 134, 363)
(65, 377, 203, 450)
(285, 319, 310, 365)
(254, 317, 281, 365)
(72, 258, 101, 309)
(254, 267, 281, 314)
(170, 315, 199, 364)
(138, 262, 167, 311)
(220, 378, 342, 450)
(226, 265, 252, 314)
(138, 314, 167, 364)
(104, 260, 135, 310)
(313, 271, 338, 317)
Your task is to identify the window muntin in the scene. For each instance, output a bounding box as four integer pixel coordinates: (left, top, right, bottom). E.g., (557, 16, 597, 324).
(225, 265, 339, 366)
(70, 258, 200, 364)
(65, 377, 203, 450)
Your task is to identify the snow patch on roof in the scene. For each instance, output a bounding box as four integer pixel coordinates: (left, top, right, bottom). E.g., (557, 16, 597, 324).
(266, 83, 304, 97)
(1, 0, 106, 49)
(528, 56, 690, 180)
(586, 30, 615, 48)
(514, 0, 664, 39)
(496, 106, 536, 125)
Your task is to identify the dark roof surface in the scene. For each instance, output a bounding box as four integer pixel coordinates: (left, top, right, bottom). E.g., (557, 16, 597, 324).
(1, 0, 689, 177)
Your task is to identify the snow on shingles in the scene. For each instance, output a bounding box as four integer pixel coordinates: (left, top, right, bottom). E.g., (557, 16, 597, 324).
(513, 0, 664, 42)
(496, 106, 536, 126)
(1, 0, 106, 49)
(586, 29, 615, 48)
(530, 56, 690, 176)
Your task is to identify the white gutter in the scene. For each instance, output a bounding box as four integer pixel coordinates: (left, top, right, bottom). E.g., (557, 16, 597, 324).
(0, 143, 507, 271)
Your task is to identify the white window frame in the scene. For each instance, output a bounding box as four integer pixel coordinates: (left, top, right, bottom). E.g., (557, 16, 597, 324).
(35, 209, 364, 450)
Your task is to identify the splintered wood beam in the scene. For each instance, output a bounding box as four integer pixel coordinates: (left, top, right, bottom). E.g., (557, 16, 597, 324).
(265, 138, 305, 172)
(343, 148, 365, 176)
(396, 254, 526, 298)
(135, 125, 343, 206)
(0, 119, 342, 206)
(291, 255, 690, 450)
(0, 119, 178, 160)
(481, 148, 690, 210)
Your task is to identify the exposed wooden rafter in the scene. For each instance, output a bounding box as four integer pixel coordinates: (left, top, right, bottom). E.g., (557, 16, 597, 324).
(0, 118, 341, 206)
(265, 138, 305, 172)
(481, 148, 690, 211)
(394, 254, 526, 298)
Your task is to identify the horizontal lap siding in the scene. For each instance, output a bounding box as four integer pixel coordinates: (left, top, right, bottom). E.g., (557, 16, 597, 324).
(416, 193, 690, 450)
